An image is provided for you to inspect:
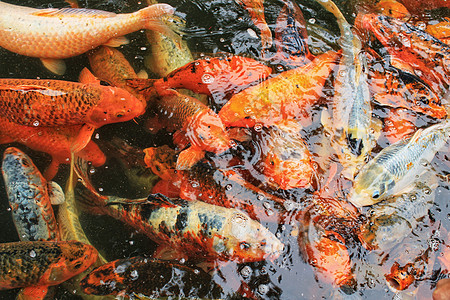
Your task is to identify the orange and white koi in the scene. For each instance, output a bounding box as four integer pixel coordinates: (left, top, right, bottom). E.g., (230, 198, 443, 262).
(0, 1, 179, 74)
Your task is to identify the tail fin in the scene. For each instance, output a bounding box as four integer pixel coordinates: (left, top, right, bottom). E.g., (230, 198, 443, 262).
(140, 4, 183, 47)
(126, 78, 158, 100)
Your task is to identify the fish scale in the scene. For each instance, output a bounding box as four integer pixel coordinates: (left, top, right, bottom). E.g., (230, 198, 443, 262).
(0, 1, 176, 59)
(0, 78, 145, 128)
(0, 241, 97, 291)
(2, 147, 60, 242)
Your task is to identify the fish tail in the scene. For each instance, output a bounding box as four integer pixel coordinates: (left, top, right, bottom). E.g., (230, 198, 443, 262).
(126, 78, 158, 101)
(140, 4, 183, 46)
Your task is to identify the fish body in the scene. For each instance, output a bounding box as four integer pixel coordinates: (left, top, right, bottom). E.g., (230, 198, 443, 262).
(254, 120, 314, 190)
(0, 1, 177, 74)
(348, 119, 450, 207)
(0, 78, 145, 128)
(130, 87, 231, 169)
(298, 218, 355, 287)
(144, 145, 284, 222)
(2, 147, 60, 242)
(358, 181, 435, 251)
(356, 13, 450, 96)
(235, 0, 271, 50)
(77, 179, 283, 263)
(368, 55, 447, 119)
(80, 256, 223, 298)
(0, 240, 97, 290)
(218, 50, 339, 127)
(0, 118, 106, 179)
(144, 55, 272, 106)
(88, 46, 141, 98)
(267, 1, 314, 69)
(424, 18, 450, 44)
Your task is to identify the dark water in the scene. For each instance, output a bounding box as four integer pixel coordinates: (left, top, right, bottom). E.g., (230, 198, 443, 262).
(0, 0, 449, 299)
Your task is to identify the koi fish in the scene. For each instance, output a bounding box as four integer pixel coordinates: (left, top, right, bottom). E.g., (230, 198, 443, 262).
(424, 18, 450, 45)
(356, 13, 450, 96)
(2, 147, 62, 242)
(0, 1, 179, 74)
(297, 217, 355, 288)
(80, 256, 223, 298)
(126, 87, 231, 170)
(317, 0, 374, 180)
(132, 55, 272, 106)
(0, 118, 106, 180)
(235, 0, 272, 50)
(348, 119, 450, 207)
(397, 0, 450, 14)
(383, 227, 439, 291)
(87, 46, 144, 99)
(143, 145, 285, 222)
(0, 240, 97, 290)
(75, 161, 283, 263)
(57, 156, 113, 300)
(254, 120, 314, 190)
(358, 180, 436, 251)
(145, 0, 193, 77)
(268, 1, 314, 69)
(218, 50, 339, 127)
(0, 78, 145, 128)
(374, 0, 411, 20)
(368, 54, 447, 119)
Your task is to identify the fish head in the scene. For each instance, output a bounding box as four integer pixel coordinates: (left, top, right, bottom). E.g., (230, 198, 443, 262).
(375, 0, 411, 20)
(143, 145, 177, 180)
(261, 149, 313, 190)
(2, 147, 39, 181)
(87, 86, 146, 127)
(348, 164, 395, 207)
(48, 241, 98, 283)
(385, 262, 415, 291)
(216, 211, 284, 262)
(218, 97, 258, 128)
(186, 110, 231, 154)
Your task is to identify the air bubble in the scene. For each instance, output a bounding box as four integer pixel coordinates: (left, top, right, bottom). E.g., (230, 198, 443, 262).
(241, 265, 253, 278)
(225, 184, 232, 191)
(201, 73, 215, 84)
(254, 123, 263, 132)
(308, 18, 316, 24)
(258, 284, 269, 295)
(32, 120, 39, 127)
(130, 270, 139, 279)
(29, 250, 36, 258)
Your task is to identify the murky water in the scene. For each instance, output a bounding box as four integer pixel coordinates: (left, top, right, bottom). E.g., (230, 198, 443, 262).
(0, 0, 449, 299)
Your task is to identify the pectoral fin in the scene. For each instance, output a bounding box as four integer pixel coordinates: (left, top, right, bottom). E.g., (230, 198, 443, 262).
(103, 36, 129, 47)
(176, 147, 205, 170)
(40, 58, 66, 75)
(47, 181, 65, 205)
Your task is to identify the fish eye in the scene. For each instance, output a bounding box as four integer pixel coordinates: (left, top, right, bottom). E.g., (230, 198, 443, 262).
(372, 190, 380, 199)
(155, 165, 161, 172)
(239, 242, 251, 250)
(116, 113, 124, 118)
(73, 261, 83, 269)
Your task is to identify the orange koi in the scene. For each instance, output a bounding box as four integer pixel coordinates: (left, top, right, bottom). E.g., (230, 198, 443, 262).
(131, 55, 272, 106)
(0, 118, 106, 179)
(88, 46, 145, 99)
(80, 256, 223, 298)
(0, 78, 145, 128)
(382, 108, 417, 144)
(0, 1, 178, 74)
(218, 50, 339, 127)
(127, 86, 231, 169)
(254, 120, 314, 190)
(356, 13, 450, 96)
(425, 18, 450, 44)
(374, 0, 411, 20)
(143, 145, 284, 222)
(269, 1, 314, 69)
(235, 0, 272, 50)
(298, 220, 355, 288)
(0, 240, 97, 290)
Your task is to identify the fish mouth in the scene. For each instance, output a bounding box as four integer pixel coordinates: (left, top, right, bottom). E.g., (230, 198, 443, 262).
(347, 190, 374, 207)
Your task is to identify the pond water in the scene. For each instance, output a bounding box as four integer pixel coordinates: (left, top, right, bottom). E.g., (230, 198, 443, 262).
(0, 0, 449, 299)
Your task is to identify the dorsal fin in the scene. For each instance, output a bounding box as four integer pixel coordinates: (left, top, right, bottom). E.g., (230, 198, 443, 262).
(32, 7, 116, 18)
